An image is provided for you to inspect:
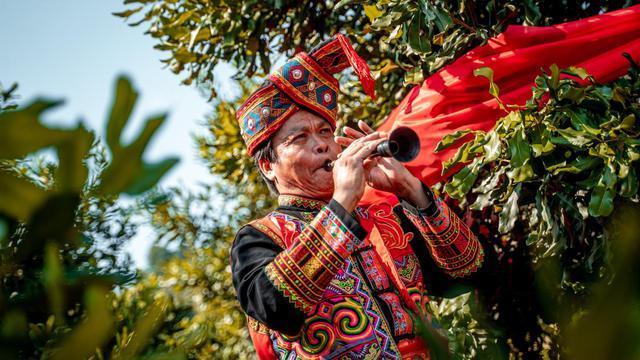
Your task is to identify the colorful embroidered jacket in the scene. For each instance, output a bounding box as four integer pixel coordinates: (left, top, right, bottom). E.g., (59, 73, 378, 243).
(231, 185, 484, 359)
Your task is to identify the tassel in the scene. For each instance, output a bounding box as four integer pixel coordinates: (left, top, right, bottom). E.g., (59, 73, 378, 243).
(336, 33, 377, 99)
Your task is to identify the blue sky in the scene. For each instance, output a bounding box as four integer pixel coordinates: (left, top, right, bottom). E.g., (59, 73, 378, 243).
(1, 1, 236, 268)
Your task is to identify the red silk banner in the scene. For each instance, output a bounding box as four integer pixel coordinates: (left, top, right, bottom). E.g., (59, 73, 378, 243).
(361, 4, 640, 206)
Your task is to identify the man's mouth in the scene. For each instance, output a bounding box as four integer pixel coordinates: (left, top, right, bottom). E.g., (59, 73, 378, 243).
(320, 159, 333, 172)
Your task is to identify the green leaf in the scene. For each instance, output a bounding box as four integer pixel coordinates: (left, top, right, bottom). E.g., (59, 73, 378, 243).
(620, 167, 638, 197)
(43, 243, 64, 324)
(508, 128, 531, 168)
(51, 287, 114, 360)
(474, 67, 500, 101)
(99, 113, 171, 195)
(620, 114, 636, 129)
(549, 63, 560, 90)
(588, 185, 615, 217)
(106, 76, 138, 153)
(510, 161, 534, 182)
(435, 129, 475, 152)
(407, 15, 431, 53)
(0, 99, 69, 159)
(125, 157, 179, 195)
(554, 127, 594, 147)
(562, 66, 591, 80)
(470, 168, 505, 210)
(111, 296, 168, 359)
(444, 163, 479, 199)
(363, 5, 384, 22)
(0, 170, 48, 221)
(546, 156, 601, 175)
(112, 7, 143, 19)
(441, 141, 474, 174)
(482, 131, 502, 162)
(530, 128, 555, 157)
(55, 127, 94, 192)
(499, 186, 520, 233)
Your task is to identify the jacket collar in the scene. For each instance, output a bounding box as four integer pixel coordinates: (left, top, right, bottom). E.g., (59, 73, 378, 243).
(277, 194, 327, 212)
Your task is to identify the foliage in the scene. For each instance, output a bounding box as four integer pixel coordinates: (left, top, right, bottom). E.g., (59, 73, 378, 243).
(111, 0, 640, 358)
(118, 0, 628, 125)
(435, 59, 640, 356)
(113, 246, 254, 359)
(0, 76, 177, 359)
(0, 82, 19, 111)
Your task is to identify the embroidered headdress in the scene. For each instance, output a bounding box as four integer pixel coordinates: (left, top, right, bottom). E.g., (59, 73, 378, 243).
(236, 34, 376, 155)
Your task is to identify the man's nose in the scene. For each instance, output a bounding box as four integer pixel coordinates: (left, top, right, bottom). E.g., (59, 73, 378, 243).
(311, 135, 329, 154)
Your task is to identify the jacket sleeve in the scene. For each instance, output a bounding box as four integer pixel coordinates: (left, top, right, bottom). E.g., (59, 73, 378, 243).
(231, 200, 366, 335)
(397, 183, 484, 294)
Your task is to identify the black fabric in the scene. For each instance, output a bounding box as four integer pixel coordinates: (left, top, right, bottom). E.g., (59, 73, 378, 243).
(231, 225, 306, 335)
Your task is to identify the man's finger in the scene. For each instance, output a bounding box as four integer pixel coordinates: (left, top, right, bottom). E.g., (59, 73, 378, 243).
(352, 138, 387, 160)
(341, 132, 382, 157)
(334, 136, 355, 147)
(343, 126, 365, 139)
(358, 120, 375, 135)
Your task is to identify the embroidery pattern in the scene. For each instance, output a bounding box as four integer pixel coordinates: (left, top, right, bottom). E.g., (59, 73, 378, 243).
(271, 260, 400, 359)
(247, 316, 270, 335)
(269, 52, 339, 124)
(394, 254, 421, 285)
(367, 203, 414, 250)
(278, 194, 326, 212)
(359, 248, 391, 291)
(378, 292, 414, 338)
(235, 83, 300, 155)
(406, 196, 484, 278)
(264, 207, 361, 313)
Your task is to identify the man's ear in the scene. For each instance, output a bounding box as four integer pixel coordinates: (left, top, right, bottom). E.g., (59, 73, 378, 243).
(258, 158, 276, 182)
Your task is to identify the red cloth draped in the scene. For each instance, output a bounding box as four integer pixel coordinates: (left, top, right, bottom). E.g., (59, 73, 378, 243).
(361, 4, 640, 206)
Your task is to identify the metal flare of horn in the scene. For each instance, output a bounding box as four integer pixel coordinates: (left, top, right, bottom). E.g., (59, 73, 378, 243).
(326, 126, 420, 169)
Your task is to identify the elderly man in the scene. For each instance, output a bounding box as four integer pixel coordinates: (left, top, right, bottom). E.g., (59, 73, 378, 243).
(231, 34, 484, 359)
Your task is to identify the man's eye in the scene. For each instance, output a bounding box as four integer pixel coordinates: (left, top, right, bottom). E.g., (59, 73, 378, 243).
(320, 128, 332, 135)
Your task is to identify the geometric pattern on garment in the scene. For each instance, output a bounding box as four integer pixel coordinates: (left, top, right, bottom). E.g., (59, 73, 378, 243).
(403, 196, 484, 278)
(271, 259, 400, 359)
(393, 253, 422, 285)
(264, 207, 359, 313)
(378, 292, 415, 338)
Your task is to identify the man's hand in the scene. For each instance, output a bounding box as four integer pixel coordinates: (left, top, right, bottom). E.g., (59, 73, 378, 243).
(335, 121, 431, 209)
(331, 131, 386, 213)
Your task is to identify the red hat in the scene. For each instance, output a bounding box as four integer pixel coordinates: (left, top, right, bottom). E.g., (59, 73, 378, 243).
(236, 34, 375, 155)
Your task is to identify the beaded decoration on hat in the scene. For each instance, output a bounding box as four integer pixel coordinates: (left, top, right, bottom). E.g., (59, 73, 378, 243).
(236, 34, 375, 156)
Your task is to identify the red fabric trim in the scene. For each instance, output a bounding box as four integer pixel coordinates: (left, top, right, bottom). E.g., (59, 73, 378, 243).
(268, 70, 337, 126)
(246, 104, 299, 156)
(248, 326, 277, 360)
(236, 84, 277, 120)
(336, 33, 376, 99)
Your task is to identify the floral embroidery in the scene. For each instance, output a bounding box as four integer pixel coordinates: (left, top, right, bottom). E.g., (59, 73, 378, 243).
(358, 248, 392, 291)
(367, 203, 414, 250)
(378, 292, 414, 338)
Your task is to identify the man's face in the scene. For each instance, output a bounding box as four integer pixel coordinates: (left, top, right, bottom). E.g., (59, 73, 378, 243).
(263, 110, 341, 200)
